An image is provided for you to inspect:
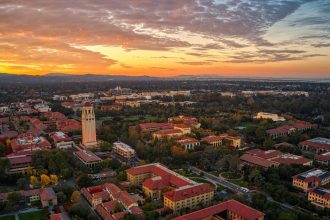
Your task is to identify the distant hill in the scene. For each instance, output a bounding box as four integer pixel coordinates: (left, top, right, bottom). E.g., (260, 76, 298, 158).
(0, 73, 159, 83)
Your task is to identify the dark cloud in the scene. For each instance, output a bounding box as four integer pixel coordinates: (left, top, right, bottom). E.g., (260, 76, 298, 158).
(312, 43, 330, 48)
(178, 61, 212, 65)
(0, 0, 328, 70)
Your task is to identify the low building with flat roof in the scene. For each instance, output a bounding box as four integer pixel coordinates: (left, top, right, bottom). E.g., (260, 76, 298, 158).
(10, 133, 51, 153)
(173, 199, 265, 220)
(74, 150, 102, 169)
(299, 137, 330, 154)
(112, 141, 137, 165)
(241, 149, 312, 169)
(6, 151, 33, 175)
(50, 131, 74, 149)
(292, 168, 330, 192)
(202, 135, 224, 147)
(315, 152, 330, 166)
(267, 121, 314, 139)
(139, 122, 174, 133)
(152, 129, 183, 139)
(126, 163, 214, 211)
(173, 124, 191, 134)
(81, 182, 142, 218)
(308, 188, 330, 209)
(255, 112, 286, 122)
(175, 136, 200, 150)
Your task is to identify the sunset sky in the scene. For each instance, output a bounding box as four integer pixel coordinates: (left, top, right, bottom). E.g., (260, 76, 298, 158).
(0, 0, 329, 77)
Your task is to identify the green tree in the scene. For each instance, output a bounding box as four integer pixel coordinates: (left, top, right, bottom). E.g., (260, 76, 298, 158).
(76, 174, 93, 188)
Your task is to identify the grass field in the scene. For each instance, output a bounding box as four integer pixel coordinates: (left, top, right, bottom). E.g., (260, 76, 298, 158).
(189, 177, 217, 188)
(18, 210, 46, 220)
(0, 216, 15, 220)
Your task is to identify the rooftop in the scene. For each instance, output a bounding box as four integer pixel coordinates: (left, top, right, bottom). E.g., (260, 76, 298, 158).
(293, 168, 330, 182)
(173, 199, 265, 220)
(74, 150, 102, 163)
(50, 131, 72, 142)
(163, 183, 213, 202)
(309, 188, 330, 199)
(113, 141, 135, 153)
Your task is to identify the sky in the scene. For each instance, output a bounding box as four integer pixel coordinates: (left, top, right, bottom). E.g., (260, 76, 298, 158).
(0, 0, 330, 78)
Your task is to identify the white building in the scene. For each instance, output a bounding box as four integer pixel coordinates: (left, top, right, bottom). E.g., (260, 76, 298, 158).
(255, 112, 286, 122)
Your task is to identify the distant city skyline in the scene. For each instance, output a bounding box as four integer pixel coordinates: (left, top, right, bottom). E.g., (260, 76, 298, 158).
(0, 0, 330, 77)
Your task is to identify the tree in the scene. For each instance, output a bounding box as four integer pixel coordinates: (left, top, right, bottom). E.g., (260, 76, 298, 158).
(278, 212, 298, 220)
(228, 155, 239, 173)
(114, 202, 123, 213)
(30, 175, 37, 188)
(76, 174, 92, 188)
(117, 171, 127, 181)
(100, 141, 112, 152)
(69, 203, 90, 219)
(17, 177, 26, 190)
(252, 193, 267, 210)
(71, 191, 80, 203)
(0, 158, 9, 176)
(50, 174, 58, 185)
(40, 174, 50, 187)
(7, 192, 23, 209)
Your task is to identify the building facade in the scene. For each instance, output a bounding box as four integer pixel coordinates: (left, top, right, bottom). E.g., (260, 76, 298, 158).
(82, 102, 97, 148)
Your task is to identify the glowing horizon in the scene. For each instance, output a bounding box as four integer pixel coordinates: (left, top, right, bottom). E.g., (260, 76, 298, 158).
(0, 0, 329, 77)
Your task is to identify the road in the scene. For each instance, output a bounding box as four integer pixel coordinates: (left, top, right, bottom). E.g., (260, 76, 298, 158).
(188, 166, 248, 194)
(188, 166, 313, 214)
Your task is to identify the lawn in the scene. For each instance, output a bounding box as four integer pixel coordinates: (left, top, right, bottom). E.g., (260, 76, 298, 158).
(0, 216, 15, 220)
(18, 210, 46, 220)
(189, 177, 217, 188)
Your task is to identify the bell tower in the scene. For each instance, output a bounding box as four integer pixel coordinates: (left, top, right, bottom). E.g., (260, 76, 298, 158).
(82, 102, 97, 147)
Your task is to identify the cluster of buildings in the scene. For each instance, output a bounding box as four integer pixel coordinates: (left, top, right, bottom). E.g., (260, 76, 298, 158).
(292, 168, 330, 208)
(81, 182, 142, 219)
(127, 163, 214, 212)
(240, 149, 312, 169)
(266, 121, 315, 139)
(0, 187, 58, 208)
(140, 115, 242, 150)
(173, 199, 265, 220)
(241, 90, 309, 97)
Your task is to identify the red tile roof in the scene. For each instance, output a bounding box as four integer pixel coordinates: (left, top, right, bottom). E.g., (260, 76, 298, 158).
(56, 119, 81, 132)
(270, 153, 311, 165)
(50, 132, 72, 142)
(83, 102, 92, 107)
(201, 135, 224, 143)
(299, 139, 330, 151)
(112, 211, 128, 220)
(176, 136, 200, 146)
(74, 150, 102, 163)
(40, 187, 57, 201)
(240, 154, 278, 168)
(44, 112, 67, 121)
(11, 134, 51, 152)
(95, 204, 115, 220)
(246, 149, 281, 159)
(153, 129, 183, 136)
(173, 199, 265, 220)
(174, 124, 190, 129)
(30, 118, 46, 130)
(140, 122, 174, 131)
(315, 152, 330, 161)
(127, 163, 193, 188)
(163, 183, 213, 202)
